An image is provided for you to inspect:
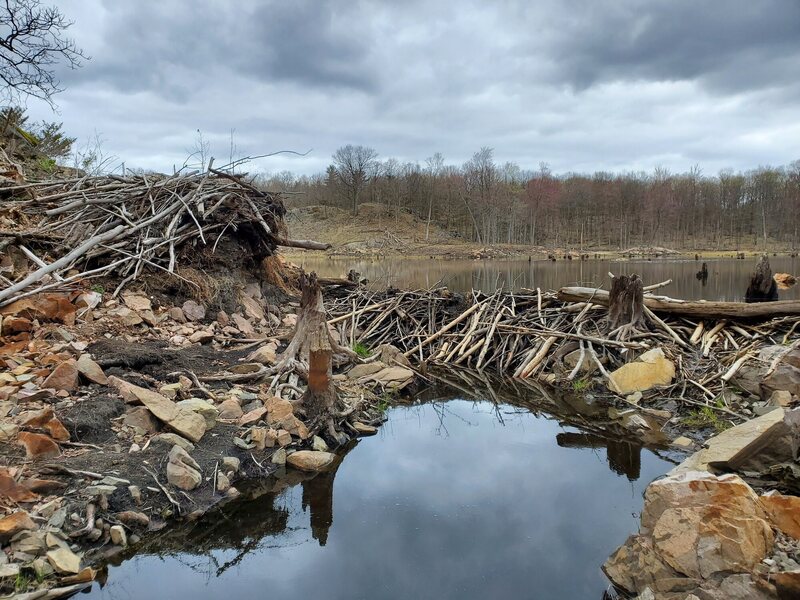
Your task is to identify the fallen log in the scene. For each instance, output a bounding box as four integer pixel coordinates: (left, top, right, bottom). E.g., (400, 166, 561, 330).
(557, 287, 800, 318)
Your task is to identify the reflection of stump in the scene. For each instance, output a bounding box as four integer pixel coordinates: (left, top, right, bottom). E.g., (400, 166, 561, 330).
(745, 255, 778, 303)
(696, 262, 708, 285)
(608, 274, 645, 333)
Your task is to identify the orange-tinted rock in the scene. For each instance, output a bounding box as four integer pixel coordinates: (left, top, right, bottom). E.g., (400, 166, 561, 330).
(0, 340, 29, 357)
(0, 469, 39, 502)
(17, 431, 61, 460)
(0, 295, 76, 325)
(21, 478, 65, 494)
(43, 418, 70, 442)
(760, 492, 800, 540)
(19, 407, 55, 428)
(239, 407, 267, 426)
(1, 316, 32, 335)
(772, 571, 800, 599)
(41, 360, 79, 392)
(0, 511, 36, 540)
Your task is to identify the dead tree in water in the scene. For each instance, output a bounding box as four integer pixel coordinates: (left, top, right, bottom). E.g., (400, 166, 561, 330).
(745, 255, 779, 303)
(696, 262, 708, 285)
(608, 274, 645, 339)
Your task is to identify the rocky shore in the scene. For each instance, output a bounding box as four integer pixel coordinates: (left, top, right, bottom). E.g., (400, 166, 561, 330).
(0, 282, 416, 597)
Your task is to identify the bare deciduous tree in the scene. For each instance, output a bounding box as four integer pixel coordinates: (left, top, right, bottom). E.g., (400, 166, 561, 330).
(332, 144, 378, 215)
(0, 0, 86, 105)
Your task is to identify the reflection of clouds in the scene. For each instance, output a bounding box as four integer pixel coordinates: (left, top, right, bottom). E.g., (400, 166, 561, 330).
(86, 401, 669, 600)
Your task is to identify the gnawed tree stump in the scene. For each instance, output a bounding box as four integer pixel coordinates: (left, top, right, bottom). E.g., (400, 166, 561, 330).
(608, 274, 645, 340)
(271, 271, 359, 442)
(745, 255, 779, 303)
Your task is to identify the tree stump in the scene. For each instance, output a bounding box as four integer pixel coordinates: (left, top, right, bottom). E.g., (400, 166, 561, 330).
(745, 255, 778, 303)
(608, 274, 645, 338)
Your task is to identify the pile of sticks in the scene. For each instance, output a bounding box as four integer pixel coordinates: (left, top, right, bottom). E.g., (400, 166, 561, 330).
(326, 282, 800, 417)
(0, 167, 328, 306)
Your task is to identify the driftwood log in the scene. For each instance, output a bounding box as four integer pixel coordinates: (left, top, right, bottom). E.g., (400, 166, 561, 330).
(558, 287, 800, 318)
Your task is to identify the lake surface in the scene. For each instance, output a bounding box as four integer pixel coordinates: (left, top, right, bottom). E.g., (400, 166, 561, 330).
(294, 255, 800, 301)
(85, 385, 672, 600)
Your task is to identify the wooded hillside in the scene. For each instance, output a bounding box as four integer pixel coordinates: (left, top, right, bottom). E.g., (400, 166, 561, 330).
(262, 147, 800, 251)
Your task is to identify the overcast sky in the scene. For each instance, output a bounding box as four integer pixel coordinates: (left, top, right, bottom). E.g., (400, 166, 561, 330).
(24, 0, 800, 177)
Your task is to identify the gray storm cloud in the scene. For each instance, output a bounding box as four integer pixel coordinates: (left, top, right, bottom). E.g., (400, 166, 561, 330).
(24, 0, 800, 176)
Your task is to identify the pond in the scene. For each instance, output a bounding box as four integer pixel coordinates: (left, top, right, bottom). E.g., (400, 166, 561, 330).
(85, 380, 673, 599)
(292, 255, 800, 301)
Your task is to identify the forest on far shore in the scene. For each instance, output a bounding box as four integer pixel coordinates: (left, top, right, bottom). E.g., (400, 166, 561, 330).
(261, 146, 800, 251)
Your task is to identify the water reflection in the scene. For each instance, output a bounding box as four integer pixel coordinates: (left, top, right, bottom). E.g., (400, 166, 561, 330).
(293, 256, 799, 301)
(86, 378, 673, 600)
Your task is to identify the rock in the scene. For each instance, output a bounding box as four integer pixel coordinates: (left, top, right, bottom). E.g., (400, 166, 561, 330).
(239, 406, 267, 426)
(774, 272, 798, 289)
(673, 408, 791, 474)
(626, 391, 643, 405)
(347, 362, 386, 379)
(608, 348, 675, 395)
(672, 436, 694, 449)
(271, 448, 286, 465)
(168, 307, 187, 323)
(109, 306, 144, 326)
(46, 546, 82, 574)
(247, 342, 278, 365)
(240, 294, 265, 321)
(276, 429, 292, 446)
(250, 427, 275, 450)
(769, 390, 794, 407)
(230, 363, 263, 374)
(286, 450, 336, 472)
(17, 431, 60, 460)
(0, 511, 36, 540)
(124, 406, 161, 434)
(217, 398, 244, 420)
(312, 436, 329, 452)
(0, 469, 39, 502)
(221, 456, 240, 474)
(108, 377, 206, 442)
(115, 511, 149, 528)
(1, 316, 32, 335)
(760, 492, 800, 540)
(232, 313, 255, 337)
(282, 313, 297, 328)
(0, 563, 20, 579)
(128, 486, 142, 505)
(43, 418, 70, 441)
(182, 300, 206, 322)
(353, 422, 378, 436)
(0, 422, 18, 442)
(606, 471, 776, 596)
(0, 295, 76, 325)
(42, 360, 79, 392)
(122, 294, 152, 312)
(151, 433, 195, 452)
(176, 398, 219, 428)
(772, 571, 800, 599)
(216, 472, 230, 493)
(76, 354, 108, 385)
(109, 525, 127, 546)
(166, 445, 202, 491)
(762, 363, 800, 399)
(159, 383, 183, 399)
(188, 330, 214, 344)
(84, 484, 117, 496)
(19, 407, 54, 428)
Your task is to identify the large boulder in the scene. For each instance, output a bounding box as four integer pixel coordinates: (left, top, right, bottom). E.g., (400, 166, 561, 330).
(286, 450, 336, 472)
(605, 472, 774, 597)
(608, 348, 675, 395)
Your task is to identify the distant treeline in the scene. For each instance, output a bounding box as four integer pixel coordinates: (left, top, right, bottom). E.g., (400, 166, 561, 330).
(258, 146, 800, 250)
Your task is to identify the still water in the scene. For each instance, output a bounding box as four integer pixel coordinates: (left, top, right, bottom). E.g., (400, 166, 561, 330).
(294, 255, 800, 301)
(86, 388, 672, 600)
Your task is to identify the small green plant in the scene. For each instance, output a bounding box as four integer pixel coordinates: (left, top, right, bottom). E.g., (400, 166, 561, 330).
(36, 156, 57, 173)
(90, 284, 105, 294)
(15, 571, 31, 592)
(682, 404, 731, 432)
(376, 389, 396, 413)
(353, 341, 371, 358)
(572, 378, 591, 392)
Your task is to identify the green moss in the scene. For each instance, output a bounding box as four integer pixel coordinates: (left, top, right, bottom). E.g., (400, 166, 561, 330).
(353, 341, 371, 358)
